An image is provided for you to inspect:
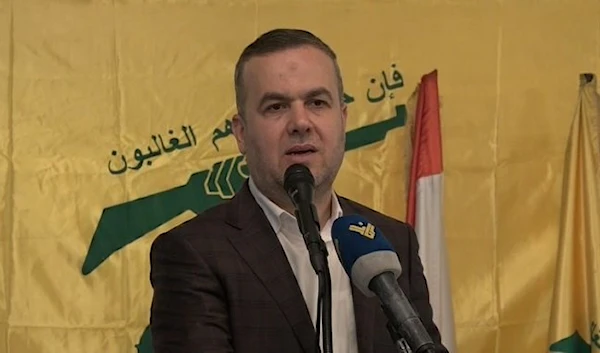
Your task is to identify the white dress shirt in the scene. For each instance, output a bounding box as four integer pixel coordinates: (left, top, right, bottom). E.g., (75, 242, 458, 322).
(248, 177, 358, 353)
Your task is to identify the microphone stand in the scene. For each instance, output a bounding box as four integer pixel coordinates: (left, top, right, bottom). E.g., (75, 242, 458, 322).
(381, 304, 437, 353)
(293, 202, 333, 353)
(385, 320, 412, 353)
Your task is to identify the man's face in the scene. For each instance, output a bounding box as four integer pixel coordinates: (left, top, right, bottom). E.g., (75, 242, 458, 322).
(232, 45, 347, 195)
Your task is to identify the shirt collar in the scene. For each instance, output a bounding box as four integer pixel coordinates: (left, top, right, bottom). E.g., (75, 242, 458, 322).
(248, 177, 343, 238)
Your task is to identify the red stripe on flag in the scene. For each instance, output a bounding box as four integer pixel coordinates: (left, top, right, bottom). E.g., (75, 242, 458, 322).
(406, 70, 443, 227)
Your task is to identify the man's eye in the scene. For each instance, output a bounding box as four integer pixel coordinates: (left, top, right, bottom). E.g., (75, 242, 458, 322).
(267, 103, 285, 111)
(310, 100, 328, 108)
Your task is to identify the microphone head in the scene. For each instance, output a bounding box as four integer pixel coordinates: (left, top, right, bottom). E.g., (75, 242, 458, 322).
(332, 214, 402, 297)
(283, 164, 314, 196)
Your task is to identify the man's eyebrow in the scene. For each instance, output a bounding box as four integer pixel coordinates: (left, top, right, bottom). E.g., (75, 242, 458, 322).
(304, 87, 334, 101)
(257, 87, 335, 108)
(258, 92, 289, 108)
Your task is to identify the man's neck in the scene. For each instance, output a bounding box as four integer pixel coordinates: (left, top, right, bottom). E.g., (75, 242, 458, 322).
(285, 189, 333, 229)
(255, 179, 334, 229)
(311, 189, 333, 230)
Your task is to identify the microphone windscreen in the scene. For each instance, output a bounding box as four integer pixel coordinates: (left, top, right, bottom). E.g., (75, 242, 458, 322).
(283, 164, 314, 194)
(332, 214, 402, 297)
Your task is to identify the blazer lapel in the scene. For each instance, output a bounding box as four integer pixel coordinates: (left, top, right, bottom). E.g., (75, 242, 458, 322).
(225, 182, 317, 353)
(351, 285, 379, 353)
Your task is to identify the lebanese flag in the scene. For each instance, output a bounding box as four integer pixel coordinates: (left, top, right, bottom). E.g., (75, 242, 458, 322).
(406, 70, 457, 352)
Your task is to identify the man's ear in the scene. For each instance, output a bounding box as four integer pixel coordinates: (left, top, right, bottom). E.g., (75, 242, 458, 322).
(341, 103, 348, 130)
(231, 113, 246, 155)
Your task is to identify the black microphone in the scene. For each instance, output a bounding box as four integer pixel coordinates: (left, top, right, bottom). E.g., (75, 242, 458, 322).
(283, 163, 328, 274)
(331, 215, 437, 353)
(283, 163, 333, 353)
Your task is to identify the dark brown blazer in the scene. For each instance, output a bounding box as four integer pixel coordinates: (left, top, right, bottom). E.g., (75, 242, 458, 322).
(149, 180, 448, 353)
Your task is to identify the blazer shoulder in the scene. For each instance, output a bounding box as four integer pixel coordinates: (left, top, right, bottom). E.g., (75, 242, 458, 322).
(338, 196, 414, 237)
(151, 199, 235, 248)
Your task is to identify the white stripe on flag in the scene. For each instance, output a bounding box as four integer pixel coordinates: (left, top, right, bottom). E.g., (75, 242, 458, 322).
(415, 173, 456, 352)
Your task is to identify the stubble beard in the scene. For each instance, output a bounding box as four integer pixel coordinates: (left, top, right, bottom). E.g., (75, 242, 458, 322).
(246, 134, 345, 212)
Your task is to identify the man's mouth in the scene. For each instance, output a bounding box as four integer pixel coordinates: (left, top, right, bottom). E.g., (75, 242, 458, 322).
(285, 145, 317, 155)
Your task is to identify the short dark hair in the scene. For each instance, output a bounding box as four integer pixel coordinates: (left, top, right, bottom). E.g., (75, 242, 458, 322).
(234, 28, 344, 117)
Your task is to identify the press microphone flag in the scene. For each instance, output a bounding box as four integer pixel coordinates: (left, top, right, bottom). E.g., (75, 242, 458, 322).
(331, 215, 436, 353)
(331, 215, 401, 297)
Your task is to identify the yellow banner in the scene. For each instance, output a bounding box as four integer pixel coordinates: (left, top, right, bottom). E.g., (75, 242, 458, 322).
(0, 1, 598, 353)
(548, 74, 600, 353)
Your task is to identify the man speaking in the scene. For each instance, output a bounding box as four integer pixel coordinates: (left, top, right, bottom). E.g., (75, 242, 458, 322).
(149, 28, 449, 353)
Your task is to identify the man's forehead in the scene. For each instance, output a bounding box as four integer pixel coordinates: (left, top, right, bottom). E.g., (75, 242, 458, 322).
(244, 47, 334, 75)
(243, 48, 337, 95)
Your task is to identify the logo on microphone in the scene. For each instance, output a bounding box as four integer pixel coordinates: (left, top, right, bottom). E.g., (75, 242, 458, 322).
(348, 221, 376, 239)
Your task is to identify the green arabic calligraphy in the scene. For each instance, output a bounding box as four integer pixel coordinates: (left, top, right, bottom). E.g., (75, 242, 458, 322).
(367, 63, 404, 103)
(212, 119, 232, 151)
(108, 125, 198, 175)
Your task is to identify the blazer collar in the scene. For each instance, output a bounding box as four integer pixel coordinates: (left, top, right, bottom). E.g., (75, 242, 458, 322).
(224, 181, 317, 353)
(224, 181, 379, 353)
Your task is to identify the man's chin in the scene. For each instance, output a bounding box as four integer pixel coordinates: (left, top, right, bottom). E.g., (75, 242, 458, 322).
(278, 161, 336, 190)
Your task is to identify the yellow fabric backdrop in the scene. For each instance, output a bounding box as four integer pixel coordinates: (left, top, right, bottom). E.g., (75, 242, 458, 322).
(548, 74, 600, 353)
(0, 0, 598, 352)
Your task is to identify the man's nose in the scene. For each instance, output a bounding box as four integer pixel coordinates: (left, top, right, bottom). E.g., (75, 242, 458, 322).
(287, 104, 312, 134)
